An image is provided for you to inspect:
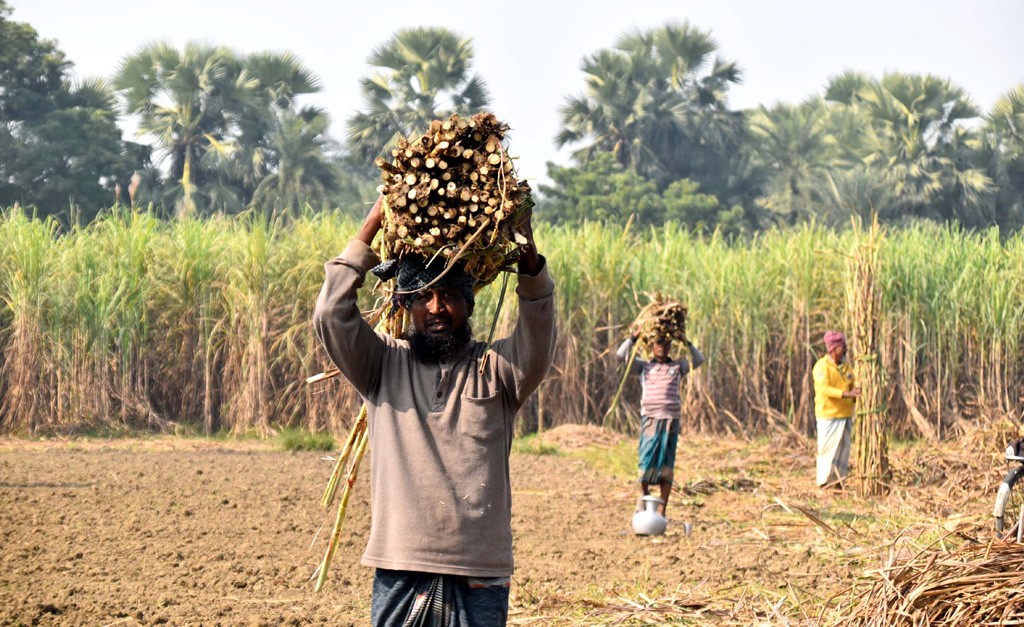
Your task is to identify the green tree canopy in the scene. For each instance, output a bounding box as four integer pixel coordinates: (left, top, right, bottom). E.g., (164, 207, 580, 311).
(555, 22, 745, 197)
(747, 100, 833, 224)
(747, 71, 1014, 230)
(540, 154, 664, 224)
(114, 42, 337, 216)
(115, 41, 258, 215)
(0, 1, 138, 223)
(346, 27, 490, 164)
(252, 108, 339, 213)
(978, 84, 1024, 229)
(826, 71, 993, 225)
(539, 153, 743, 232)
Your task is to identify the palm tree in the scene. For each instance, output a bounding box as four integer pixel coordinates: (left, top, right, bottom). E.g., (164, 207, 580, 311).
(977, 84, 1024, 228)
(825, 72, 992, 224)
(234, 51, 324, 198)
(555, 50, 643, 170)
(346, 27, 490, 162)
(747, 99, 833, 223)
(252, 108, 338, 213)
(822, 70, 871, 106)
(555, 22, 744, 188)
(114, 41, 259, 215)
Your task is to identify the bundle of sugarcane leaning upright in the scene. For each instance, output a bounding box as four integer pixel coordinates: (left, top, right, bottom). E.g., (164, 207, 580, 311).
(309, 112, 533, 592)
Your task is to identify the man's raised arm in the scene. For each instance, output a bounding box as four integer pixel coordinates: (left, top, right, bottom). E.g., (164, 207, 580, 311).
(312, 197, 388, 400)
(491, 215, 557, 408)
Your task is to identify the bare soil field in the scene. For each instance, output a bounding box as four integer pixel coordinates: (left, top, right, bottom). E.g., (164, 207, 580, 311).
(0, 428, 1004, 626)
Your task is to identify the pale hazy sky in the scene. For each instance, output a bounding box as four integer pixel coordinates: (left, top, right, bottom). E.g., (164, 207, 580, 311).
(9, 0, 1024, 184)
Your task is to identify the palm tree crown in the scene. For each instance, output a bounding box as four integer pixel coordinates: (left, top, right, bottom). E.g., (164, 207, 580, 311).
(556, 22, 744, 186)
(346, 27, 490, 163)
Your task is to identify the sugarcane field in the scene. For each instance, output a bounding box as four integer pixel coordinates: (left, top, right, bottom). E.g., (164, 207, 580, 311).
(3, 2, 1024, 626)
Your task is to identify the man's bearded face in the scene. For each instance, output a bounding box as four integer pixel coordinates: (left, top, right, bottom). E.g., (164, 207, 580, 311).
(406, 287, 472, 363)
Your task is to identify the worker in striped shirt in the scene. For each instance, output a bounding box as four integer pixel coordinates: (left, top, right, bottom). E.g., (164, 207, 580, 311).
(616, 333, 705, 517)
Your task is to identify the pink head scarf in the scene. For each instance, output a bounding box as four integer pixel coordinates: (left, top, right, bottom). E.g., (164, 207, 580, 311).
(823, 331, 847, 352)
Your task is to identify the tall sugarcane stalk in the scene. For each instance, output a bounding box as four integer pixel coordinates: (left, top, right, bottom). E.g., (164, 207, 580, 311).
(846, 217, 890, 497)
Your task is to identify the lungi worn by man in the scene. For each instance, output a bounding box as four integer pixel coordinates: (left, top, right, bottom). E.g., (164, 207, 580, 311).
(312, 199, 556, 626)
(813, 330, 860, 488)
(616, 335, 704, 517)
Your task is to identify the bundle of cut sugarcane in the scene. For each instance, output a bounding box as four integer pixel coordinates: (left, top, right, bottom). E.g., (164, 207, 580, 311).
(634, 292, 688, 349)
(375, 111, 533, 287)
(846, 217, 889, 497)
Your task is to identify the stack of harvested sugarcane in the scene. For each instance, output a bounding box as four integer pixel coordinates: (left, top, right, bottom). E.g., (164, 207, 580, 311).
(834, 537, 1024, 626)
(633, 293, 688, 349)
(375, 111, 533, 286)
(312, 112, 532, 592)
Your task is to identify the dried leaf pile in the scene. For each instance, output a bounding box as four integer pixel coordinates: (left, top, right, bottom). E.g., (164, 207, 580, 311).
(375, 111, 533, 285)
(889, 417, 1010, 517)
(835, 539, 1024, 626)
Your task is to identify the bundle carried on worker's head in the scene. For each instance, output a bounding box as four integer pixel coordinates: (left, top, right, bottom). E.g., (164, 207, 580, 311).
(634, 292, 688, 348)
(374, 112, 533, 289)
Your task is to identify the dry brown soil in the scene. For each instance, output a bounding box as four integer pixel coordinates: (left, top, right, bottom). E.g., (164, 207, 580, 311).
(0, 431, 997, 626)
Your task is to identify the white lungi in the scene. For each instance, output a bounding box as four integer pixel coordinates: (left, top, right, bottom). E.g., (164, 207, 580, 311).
(816, 417, 851, 487)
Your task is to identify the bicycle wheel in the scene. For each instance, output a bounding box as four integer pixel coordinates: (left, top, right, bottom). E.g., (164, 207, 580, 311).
(993, 465, 1024, 535)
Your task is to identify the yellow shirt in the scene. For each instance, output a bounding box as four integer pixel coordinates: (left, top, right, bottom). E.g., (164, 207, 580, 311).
(813, 355, 856, 419)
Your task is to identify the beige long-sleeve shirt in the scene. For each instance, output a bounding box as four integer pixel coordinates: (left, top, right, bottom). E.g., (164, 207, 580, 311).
(312, 240, 556, 577)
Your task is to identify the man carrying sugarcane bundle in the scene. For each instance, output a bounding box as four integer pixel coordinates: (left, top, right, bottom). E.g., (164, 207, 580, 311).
(813, 330, 861, 489)
(615, 301, 704, 518)
(312, 195, 555, 626)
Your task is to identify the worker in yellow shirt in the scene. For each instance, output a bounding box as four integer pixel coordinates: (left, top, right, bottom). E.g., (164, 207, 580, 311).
(813, 331, 861, 488)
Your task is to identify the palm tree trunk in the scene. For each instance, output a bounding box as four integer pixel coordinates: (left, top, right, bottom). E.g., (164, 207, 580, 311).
(179, 147, 196, 219)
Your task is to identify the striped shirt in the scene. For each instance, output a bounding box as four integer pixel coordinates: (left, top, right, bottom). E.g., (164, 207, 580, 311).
(616, 337, 705, 420)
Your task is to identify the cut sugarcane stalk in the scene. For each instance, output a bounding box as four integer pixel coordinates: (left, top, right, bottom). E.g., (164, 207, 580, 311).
(314, 423, 369, 592)
(603, 336, 644, 425)
(321, 405, 366, 507)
